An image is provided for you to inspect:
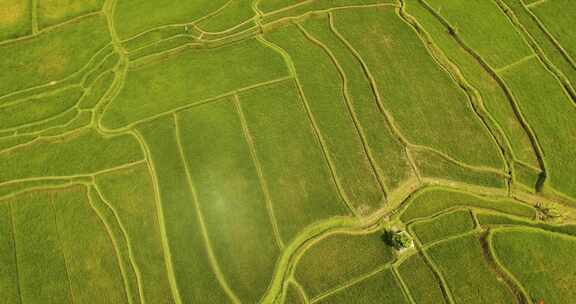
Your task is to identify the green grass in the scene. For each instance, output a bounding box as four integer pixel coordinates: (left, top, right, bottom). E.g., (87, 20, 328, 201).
(136, 116, 231, 303)
(477, 212, 576, 237)
(423, 0, 533, 69)
(529, 0, 576, 63)
(301, 16, 415, 191)
(500, 57, 576, 199)
(177, 98, 279, 303)
(238, 79, 350, 242)
(78, 71, 115, 109)
(400, 187, 536, 222)
(397, 253, 447, 304)
(0, 0, 31, 41)
(264, 23, 385, 214)
(0, 129, 142, 183)
(0, 86, 82, 130)
(284, 282, 306, 304)
(404, 0, 541, 169)
(411, 148, 508, 190)
(491, 228, 576, 303)
(0, 203, 20, 304)
(410, 209, 476, 244)
(0, 14, 110, 96)
(38, 0, 105, 29)
(315, 268, 409, 304)
(95, 163, 175, 304)
(52, 185, 129, 304)
(333, 6, 505, 170)
(295, 230, 394, 298)
(427, 233, 516, 304)
(113, 0, 229, 39)
(101, 38, 289, 129)
(196, 0, 255, 33)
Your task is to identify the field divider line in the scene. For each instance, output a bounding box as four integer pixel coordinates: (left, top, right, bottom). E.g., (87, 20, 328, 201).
(0, 42, 114, 105)
(289, 279, 310, 304)
(0, 160, 146, 188)
(494, 0, 576, 105)
(521, 1, 576, 69)
(409, 144, 510, 176)
(130, 130, 182, 304)
(232, 94, 285, 250)
(86, 184, 135, 304)
(328, 13, 420, 178)
(96, 75, 292, 134)
(256, 32, 358, 217)
(296, 22, 390, 199)
(31, 0, 39, 34)
(392, 265, 417, 304)
(8, 202, 24, 304)
(495, 54, 537, 74)
(0, 11, 104, 47)
(310, 263, 392, 304)
(416, 0, 548, 192)
(172, 113, 241, 304)
(93, 183, 147, 304)
(49, 196, 77, 304)
(479, 230, 530, 304)
(525, 0, 548, 8)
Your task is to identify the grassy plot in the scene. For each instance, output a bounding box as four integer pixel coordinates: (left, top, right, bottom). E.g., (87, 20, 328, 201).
(397, 253, 447, 304)
(10, 190, 73, 304)
(52, 185, 128, 304)
(0, 203, 20, 304)
(332, 6, 505, 170)
(238, 80, 350, 242)
(78, 71, 115, 109)
(0, 86, 83, 131)
(315, 268, 409, 304)
(410, 209, 476, 245)
(0, 0, 31, 41)
(529, 0, 576, 63)
(113, 0, 229, 39)
(177, 98, 279, 303)
(38, 0, 105, 29)
(423, 0, 533, 69)
(301, 16, 415, 191)
(101, 38, 288, 129)
(136, 117, 231, 303)
(499, 0, 576, 97)
(262, 0, 397, 25)
(264, 23, 385, 214)
(284, 281, 306, 304)
(411, 148, 508, 190)
(477, 212, 576, 237)
(0, 129, 142, 183)
(87, 185, 142, 304)
(491, 228, 576, 303)
(403, 0, 541, 170)
(427, 233, 515, 304)
(196, 0, 255, 32)
(400, 187, 536, 222)
(95, 163, 174, 304)
(294, 230, 394, 298)
(500, 58, 576, 199)
(0, 14, 110, 96)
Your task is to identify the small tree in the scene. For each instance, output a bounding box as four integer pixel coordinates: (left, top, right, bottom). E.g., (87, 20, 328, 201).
(382, 230, 413, 250)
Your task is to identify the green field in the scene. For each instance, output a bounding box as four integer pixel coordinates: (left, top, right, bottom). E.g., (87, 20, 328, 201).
(1, 0, 575, 303)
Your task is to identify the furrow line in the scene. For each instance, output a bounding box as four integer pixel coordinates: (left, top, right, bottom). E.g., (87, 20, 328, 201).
(173, 113, 241, 304)
(130, 130, 183, 304)
(50, 196, 77, 304)
(232, 94, 285, 249)
(296, 22, 389, 199)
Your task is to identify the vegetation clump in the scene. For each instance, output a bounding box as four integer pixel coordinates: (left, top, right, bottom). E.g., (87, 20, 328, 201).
(382, 229, 413, 250)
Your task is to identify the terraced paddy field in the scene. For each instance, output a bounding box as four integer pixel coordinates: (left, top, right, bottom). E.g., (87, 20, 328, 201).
(1, 0, 575, 303)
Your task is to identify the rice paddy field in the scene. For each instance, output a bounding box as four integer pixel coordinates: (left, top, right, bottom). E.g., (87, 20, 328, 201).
(0, 0, 575, 303)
